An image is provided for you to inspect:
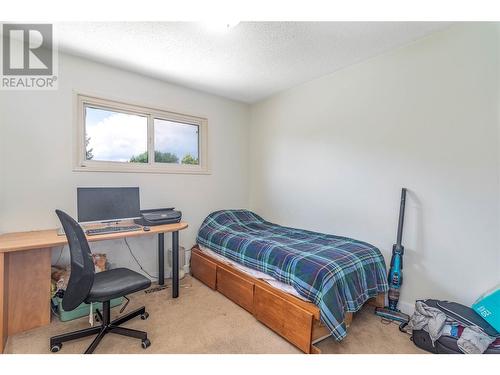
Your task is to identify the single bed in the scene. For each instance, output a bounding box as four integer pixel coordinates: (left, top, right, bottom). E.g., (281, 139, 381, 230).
(192, 209, 388, 353)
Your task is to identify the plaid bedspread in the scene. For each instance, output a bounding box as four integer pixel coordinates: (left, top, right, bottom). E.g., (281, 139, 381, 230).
(196, 210, 388, 341)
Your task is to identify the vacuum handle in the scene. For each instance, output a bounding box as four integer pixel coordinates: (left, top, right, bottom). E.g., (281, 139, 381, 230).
(396, 188, 407, 248)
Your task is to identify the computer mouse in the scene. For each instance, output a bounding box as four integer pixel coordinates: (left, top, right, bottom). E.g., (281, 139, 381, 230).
(143, 226, 151, 232)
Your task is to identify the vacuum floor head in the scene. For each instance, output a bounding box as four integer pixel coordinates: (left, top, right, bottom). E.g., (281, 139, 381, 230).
(375, 306, 410, 324)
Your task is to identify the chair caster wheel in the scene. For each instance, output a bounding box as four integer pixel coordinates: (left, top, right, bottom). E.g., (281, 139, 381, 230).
(140, 312, 149, 320)
(141, 338, 151, 349)
(50, 343, 62, 352)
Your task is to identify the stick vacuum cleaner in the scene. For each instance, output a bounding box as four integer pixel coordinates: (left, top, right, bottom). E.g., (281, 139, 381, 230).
(375, 188, 410, 324)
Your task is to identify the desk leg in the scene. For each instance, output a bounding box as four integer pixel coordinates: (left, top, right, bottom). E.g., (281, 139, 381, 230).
(158, 233, 165, 286)
(172, 231, 179, 298)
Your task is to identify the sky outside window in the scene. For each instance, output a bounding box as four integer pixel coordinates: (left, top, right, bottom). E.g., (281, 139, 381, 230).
(154, 119, 199, 164)
(85, 107, 148, 162)
(85, 107, 200, 164)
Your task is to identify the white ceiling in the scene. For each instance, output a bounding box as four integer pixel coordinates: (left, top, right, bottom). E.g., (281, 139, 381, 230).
(55, 22, 452, 103)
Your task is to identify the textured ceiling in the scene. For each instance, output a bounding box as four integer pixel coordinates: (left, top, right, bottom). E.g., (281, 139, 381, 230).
(55, 22, 452, 103)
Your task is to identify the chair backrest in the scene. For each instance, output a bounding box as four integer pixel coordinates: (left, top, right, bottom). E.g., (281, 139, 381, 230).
(55, 210, 95, 311)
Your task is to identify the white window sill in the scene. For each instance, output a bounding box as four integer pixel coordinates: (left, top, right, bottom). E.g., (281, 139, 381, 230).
(73, 164, 211, 175)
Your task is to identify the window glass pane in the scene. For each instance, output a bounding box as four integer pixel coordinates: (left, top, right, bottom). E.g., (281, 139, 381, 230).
(85, 106, 148, 163)
(154, 119, 199, 165)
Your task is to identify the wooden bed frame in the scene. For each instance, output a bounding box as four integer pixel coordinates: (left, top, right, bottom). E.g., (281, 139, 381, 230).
(190, 245, 386, 354)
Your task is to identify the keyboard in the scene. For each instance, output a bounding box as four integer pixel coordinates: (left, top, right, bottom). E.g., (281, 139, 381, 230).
(85, 225, 143, 236)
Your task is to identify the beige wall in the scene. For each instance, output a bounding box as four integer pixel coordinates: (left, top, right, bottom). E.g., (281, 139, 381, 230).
(0, 53, 250, 277)
(249, 23, 500, 312)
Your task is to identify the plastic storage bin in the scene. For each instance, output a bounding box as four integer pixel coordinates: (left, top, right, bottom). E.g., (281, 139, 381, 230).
(52, 296, 123, 322)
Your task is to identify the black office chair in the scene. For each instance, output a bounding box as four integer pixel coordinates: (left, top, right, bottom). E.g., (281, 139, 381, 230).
(50, 210, 152, 354)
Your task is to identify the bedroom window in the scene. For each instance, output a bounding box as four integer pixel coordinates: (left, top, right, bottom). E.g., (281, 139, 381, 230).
(75, 94, 209, 174)
(154, 118, 200, 165)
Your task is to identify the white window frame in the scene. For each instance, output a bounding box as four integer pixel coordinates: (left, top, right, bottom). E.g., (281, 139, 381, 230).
(74, 93, 209, 174)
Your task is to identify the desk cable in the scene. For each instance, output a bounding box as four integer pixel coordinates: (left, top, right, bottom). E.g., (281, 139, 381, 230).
(123, 237, 158, 280)
(53, 246, 65, 266)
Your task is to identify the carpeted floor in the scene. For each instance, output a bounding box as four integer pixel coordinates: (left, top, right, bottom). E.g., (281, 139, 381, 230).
(5, 275, 424, 354)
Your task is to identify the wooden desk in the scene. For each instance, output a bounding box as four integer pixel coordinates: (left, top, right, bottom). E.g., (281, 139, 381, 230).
(0, 222, 188, 353)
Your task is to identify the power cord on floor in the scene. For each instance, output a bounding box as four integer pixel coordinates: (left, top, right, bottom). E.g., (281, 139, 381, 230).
(378, 316, 412, 335)
(119, 296, 130, 313)
(123, 238, 158, 280)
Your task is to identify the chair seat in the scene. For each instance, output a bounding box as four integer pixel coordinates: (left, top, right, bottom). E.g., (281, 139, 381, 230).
(86, 268, 151, 302)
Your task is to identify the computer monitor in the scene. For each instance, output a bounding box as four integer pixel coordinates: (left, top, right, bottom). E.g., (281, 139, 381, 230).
(77, 187, 141, 223)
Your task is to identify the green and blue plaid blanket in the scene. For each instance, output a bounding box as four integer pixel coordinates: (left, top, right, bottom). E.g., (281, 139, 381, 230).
(197, 210, 388, 341)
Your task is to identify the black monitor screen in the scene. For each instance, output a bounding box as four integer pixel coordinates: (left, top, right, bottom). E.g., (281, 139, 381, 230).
(77, 187, 140, 223)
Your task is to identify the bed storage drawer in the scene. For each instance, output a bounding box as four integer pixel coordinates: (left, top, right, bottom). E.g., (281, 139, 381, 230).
(190, 251, 217, 290)
(254, 284, 314, 353)
(216, 266, 254, 313)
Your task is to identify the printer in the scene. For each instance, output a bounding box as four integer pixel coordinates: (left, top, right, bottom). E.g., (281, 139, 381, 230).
(134, 208, 182, 226)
